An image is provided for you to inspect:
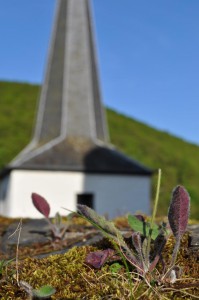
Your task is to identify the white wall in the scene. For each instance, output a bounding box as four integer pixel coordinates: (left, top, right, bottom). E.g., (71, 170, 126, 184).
(84, 174, 151, 217)
(0, 170, 151, 218)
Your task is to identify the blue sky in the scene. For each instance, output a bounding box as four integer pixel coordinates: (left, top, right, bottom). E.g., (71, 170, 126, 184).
(1, 0, 199, 145)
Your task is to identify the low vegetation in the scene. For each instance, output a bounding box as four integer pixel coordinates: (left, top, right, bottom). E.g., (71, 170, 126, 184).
(0, 81, 199, 219)
(0, 179, 198, 299)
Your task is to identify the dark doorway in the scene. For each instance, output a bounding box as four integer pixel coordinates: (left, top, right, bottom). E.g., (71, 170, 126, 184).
(77, 193, 94, 209)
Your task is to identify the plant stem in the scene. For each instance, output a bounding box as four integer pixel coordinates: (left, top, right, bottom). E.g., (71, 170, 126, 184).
(151, 169, 162, 229)
(170, 237, 181, 267)
(145, 169, 162, 268)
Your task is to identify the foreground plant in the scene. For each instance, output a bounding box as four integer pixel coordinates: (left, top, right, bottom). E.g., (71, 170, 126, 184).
(0, 179, 197, 299)
(20, 281, 56, 299)
(78, 170, 190, 285)
(77, 204, 167, 277)
(31, 193, 69, 240)
(163, 185, 190, 282)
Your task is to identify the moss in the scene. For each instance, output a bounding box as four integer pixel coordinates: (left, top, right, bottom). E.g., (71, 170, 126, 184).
(0, 214, 198, 299)
(0, 246, 132, 299)
(0, 234, 198, 299)
(161, 233, 199, 279)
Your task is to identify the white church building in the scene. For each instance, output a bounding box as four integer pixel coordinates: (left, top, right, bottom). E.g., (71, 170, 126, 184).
(0, 0, 152, 218)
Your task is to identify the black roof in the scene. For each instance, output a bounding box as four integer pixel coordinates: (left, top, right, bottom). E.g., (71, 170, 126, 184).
(0, 138, 152, 177)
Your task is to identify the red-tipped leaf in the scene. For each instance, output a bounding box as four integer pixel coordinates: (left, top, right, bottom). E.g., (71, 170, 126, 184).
(31, 193, 50, 218)
(168, 185, 190, 238)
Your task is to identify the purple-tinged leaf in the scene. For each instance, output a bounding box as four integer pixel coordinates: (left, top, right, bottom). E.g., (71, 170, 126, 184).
(149, 233, 167, 272)
(31, 193, 50, 218)
(132, 232, 145, 270)
(86, 249, 117, 269)
(168, 185, 190, 238)
(168, 185, 190, 266)
(135, 214, 145, 222)
(153, 233, 167, 258)
(132, 232, 142, 256)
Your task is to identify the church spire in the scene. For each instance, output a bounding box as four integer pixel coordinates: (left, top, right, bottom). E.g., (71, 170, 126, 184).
(34, 0, 108, 145)
(10, 0, 110, 168)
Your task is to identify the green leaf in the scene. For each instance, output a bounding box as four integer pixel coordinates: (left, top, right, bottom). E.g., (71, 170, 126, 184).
(54, 212, 62, 229)
(128, 215, 159, 240)
(128, 215, 144, 233)
(32, 285, 56, 298)
(110, 263, 122, 273)
(78, 205, 125, 245)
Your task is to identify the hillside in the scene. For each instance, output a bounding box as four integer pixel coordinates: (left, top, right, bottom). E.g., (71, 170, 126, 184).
(0, 81, 199, 219)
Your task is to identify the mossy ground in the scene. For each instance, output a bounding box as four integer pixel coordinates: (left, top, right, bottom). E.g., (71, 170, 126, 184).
(0, 225, 198, 299)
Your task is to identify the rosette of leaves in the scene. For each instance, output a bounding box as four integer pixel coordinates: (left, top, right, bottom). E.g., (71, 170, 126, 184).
(78, 204, 144, 273)
(78, 205, 167, 276)
(78, 184, 191, 281)
(128, 214, 169, 272)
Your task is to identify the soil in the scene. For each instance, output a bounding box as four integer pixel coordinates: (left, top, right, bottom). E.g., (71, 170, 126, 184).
(0, 216, 104, 260)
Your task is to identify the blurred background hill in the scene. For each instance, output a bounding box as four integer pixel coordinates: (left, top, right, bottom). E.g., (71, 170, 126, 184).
(1, 81, 199, 219)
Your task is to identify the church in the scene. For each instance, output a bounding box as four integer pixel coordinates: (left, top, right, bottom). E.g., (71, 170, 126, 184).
(0, 0, 152, 218)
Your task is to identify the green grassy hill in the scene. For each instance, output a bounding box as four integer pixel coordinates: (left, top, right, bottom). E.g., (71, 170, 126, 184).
(0, 81, 199, 219)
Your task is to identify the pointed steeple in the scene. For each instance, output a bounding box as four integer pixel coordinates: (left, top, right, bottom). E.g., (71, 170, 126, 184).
(34, 0, 108, 145)
(10, 0, 111, 169)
